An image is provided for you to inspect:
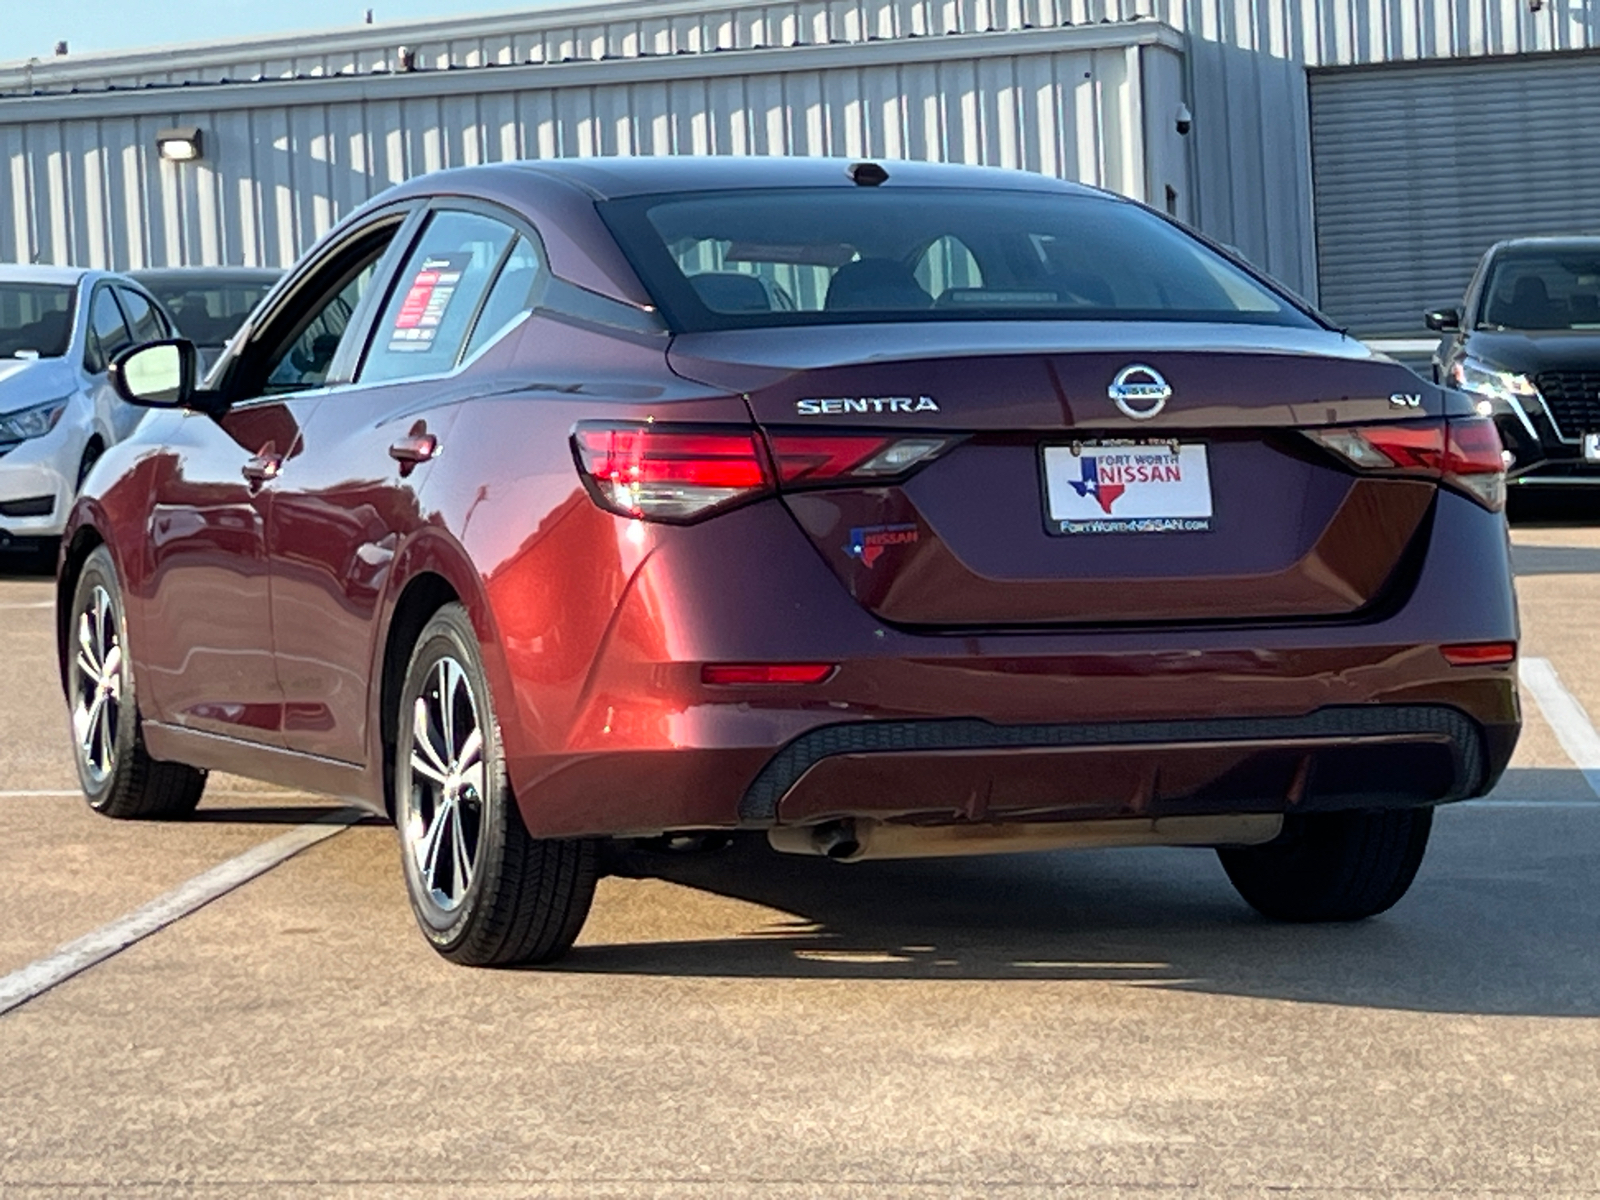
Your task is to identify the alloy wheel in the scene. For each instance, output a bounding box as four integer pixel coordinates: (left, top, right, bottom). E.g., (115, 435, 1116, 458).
(71, 585, 123, 785)
(404, 656, 486, 914)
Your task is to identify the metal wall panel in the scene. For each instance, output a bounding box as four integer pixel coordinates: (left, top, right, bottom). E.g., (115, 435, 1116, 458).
(0, 2, 1160, 95)
(0, 30, 1169, 273)
(1310, 53, 1600, 335)
(14, 0, 1582, 301)
(3, 0, 1594, 97)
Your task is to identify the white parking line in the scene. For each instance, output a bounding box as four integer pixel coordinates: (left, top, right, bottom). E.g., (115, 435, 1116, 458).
(1519, 657, 1600, 802)
(0, 601, 52, 609)
(0, 808, 360, 1017)
(0, 789, 333, 799)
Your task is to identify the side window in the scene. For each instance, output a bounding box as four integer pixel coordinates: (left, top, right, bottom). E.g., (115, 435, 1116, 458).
(85, 287, 133, 374)
(116, 287, 169, 345)
(461, 236, 542, 361)
(358, 210, 516, 385)
(261, 260, 381, 396)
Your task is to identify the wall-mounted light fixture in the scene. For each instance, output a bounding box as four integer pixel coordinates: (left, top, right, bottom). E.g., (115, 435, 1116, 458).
(155, 127, 204, 163)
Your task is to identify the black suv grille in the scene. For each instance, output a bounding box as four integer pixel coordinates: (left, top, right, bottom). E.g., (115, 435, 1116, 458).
(1534, 370, 1600, 439)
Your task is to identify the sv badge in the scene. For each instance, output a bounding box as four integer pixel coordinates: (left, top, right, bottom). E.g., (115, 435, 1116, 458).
(1389, 393, 1423, 408)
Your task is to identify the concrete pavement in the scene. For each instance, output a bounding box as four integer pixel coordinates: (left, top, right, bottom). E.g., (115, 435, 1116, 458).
(1, 523, 1597, 1197)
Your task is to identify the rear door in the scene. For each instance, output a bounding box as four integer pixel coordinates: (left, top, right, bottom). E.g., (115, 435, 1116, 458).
(266, 203, 540, 764)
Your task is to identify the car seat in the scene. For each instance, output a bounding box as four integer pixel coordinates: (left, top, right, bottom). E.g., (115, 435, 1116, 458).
(1492, 276, 1563, 329)
(27, 310, 72, 357)
(689, 272, 773, 313)
(824, 258, 932, 311)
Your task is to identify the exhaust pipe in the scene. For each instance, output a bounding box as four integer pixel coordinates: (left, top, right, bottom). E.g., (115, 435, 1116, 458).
(767, 814, 1283, 862)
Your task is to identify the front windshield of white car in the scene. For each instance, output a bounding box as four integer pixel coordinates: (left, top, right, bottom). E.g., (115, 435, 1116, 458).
(0, 284, 76, 359)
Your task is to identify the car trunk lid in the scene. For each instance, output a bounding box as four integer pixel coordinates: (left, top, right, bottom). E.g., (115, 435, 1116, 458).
(669, 323, 1451, 628)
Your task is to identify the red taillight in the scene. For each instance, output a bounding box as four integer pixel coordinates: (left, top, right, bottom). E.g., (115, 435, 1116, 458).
(702, 663, 836, 685)
(572, 424, 772, 522)
(573, 422, 957, 522)
(1306, 417, 1505, 511)
(1444, 417, 1508, 510)
(1441, 641, 1517, 666)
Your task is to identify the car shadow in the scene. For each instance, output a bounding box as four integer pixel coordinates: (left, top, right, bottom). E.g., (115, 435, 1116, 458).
(555, 771, 1600, 1018)
(1508, 488, 1600, 527)
(0, 554, 55, 581)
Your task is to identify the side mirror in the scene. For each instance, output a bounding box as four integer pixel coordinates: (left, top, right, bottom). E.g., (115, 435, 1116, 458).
(1423, 306, 1462, 333)
(109, 339, 199, 409)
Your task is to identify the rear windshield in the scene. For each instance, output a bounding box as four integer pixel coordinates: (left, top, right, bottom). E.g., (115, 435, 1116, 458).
(0, 284, 75, 358)
(1478, 250, 1600, 331)
(599, 188, 1314, 333)
(142, 279, 276, 347)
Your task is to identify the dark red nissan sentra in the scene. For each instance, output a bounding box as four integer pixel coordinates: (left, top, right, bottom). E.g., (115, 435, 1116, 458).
(58, 157, 1520, 966)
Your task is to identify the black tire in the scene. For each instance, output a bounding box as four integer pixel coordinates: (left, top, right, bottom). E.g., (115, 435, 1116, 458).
(1217, 807, 1433, 922)
(67, 546, 206, 819)
(395, 603, 597, 966)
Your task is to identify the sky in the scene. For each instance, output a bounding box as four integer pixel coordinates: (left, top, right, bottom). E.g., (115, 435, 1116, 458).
(0, 1, 559, 65)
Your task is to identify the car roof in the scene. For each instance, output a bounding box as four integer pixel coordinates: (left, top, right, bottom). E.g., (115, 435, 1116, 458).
(129, 267, 284, 285)
(509, 155, 1101, 199)
(391, 155, 1104, 204)
(1488, 237, 1600, 256)
(0, 263, 89, 286)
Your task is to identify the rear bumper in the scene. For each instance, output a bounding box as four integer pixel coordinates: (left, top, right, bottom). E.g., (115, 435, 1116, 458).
(741, 704, 1502, 825)
(494, 486, 1520, 840)
(511, 703, 1510, 838)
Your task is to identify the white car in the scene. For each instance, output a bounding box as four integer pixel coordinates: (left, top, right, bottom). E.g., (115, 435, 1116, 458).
(0, 265, 172, 560)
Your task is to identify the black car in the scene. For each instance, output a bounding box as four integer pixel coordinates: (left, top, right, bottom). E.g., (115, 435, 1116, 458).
(1429, 237, 1600, 486)
(130, 267, 281, 372)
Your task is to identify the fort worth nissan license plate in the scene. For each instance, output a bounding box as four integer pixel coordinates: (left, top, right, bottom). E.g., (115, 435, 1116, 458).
(1041, 440, 1214, 535)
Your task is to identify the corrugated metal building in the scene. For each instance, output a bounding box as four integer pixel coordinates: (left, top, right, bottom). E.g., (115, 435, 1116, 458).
(1, 0, 1597, 334)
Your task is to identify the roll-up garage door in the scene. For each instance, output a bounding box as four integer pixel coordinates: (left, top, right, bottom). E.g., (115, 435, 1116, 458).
(1311, 53, 1600, 337)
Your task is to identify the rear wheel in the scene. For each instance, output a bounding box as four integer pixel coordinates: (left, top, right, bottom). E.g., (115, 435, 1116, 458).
(68, 546, 207, 819)
(1217, 808, 1432, 922)
(395, 604, 597, 966)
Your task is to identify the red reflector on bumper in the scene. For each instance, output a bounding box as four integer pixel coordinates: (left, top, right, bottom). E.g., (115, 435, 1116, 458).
(1441, 641, 1517, 666)
(702, 663, 836, 685)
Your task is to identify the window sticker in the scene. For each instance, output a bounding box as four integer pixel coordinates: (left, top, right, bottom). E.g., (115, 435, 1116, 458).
(389, 252, 472, 352)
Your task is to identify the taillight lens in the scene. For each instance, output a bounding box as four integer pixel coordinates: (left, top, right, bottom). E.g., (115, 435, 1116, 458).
(766, 433, 953, 486)
(572, 424, 771, 522)
(1441, 641, 1517, 666)
(572, 422, 957, 522)
(1306, 417, 1506, 511)
(702, 663, 837, 685)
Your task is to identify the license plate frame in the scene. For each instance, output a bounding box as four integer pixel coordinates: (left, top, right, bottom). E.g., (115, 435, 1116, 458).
(1040, 439, 1215, 536)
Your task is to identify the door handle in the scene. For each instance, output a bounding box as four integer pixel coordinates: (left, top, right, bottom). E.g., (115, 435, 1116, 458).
(388, 433, 439, 466)
(242, 453, 283, 485)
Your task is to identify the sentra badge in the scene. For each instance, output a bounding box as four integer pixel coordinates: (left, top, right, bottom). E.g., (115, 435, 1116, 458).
(796, 396, 940, 416)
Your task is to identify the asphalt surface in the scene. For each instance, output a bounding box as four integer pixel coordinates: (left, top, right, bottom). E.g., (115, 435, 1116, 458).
(2, 511, 1599, 1197)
